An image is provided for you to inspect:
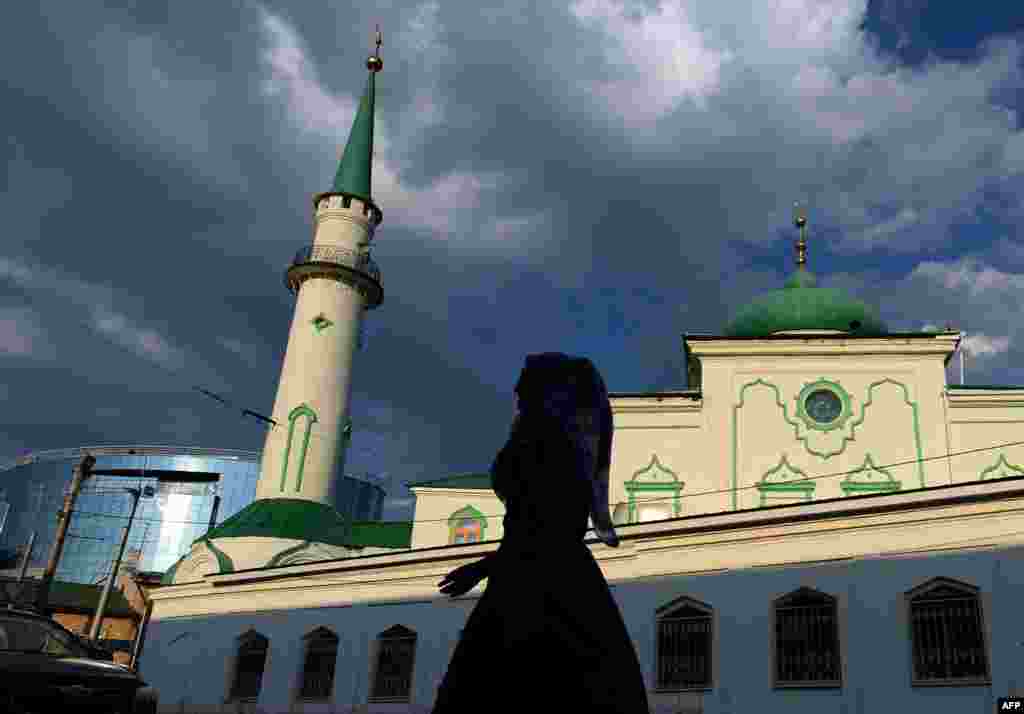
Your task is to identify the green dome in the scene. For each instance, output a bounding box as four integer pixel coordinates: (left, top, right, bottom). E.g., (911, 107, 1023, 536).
(725, 270, 886, 337)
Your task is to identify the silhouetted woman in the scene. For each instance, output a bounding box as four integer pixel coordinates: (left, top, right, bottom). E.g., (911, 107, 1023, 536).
(432, 353, 649, 713)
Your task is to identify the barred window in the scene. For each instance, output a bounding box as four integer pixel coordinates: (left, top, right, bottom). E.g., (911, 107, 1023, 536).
(448, 506, 487, 545)
(299, 627, 339, 700)
(452, 518, 481, 544)
(908, 578, 989, 685)
(773, 588, 841, 688)
(229, 630, 269, 701)
(655, 597, 713, 690)
(369, 625, 417, 703)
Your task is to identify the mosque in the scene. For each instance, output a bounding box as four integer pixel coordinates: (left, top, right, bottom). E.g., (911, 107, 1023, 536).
(140, 35, 1024, 714)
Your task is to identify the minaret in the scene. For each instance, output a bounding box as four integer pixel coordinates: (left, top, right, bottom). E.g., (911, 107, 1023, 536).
(254, 31, 385, 508)
(161, 33, 396, 583)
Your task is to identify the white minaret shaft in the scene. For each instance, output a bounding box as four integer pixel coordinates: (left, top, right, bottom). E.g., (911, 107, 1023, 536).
(255, 40, 384, 508)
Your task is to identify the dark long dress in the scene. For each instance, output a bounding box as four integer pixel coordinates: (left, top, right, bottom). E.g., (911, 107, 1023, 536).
(432, 413, 650, 713)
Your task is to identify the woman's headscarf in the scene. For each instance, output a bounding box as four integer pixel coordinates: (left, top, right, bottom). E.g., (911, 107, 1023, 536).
(512, 352, 620, 548)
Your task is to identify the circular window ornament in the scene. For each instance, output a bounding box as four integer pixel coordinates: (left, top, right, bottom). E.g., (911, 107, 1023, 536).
(796, 380, 852, 432)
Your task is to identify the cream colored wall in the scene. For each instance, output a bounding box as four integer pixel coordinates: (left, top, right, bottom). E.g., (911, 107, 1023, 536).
(609, 395, 710, 516)
(409, 333, 1024, 550)
(255, 198, 374, 506)
(148, 478, 1024, 619)
(408, 488, 504, 551)
(684, 336, 956, 512)
(947, 390, 1024, 484)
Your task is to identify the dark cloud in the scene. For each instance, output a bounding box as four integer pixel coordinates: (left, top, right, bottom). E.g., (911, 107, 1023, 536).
(1, 0, 1023, 523)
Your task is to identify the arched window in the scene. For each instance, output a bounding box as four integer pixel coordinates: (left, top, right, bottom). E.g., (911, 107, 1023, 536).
(369, 625, 417, 703)
(447, 505, 487, 544)
(772, 588, 841, 688)
(654, 596, 713, 691)
(279, 404, 318, 493)
(298, 627, 339, 701)
(229, 630, 269, 702)
(907, 578, 989, 685)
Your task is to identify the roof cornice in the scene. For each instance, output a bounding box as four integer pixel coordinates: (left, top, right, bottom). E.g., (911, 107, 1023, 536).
(685, 333, 958, 358)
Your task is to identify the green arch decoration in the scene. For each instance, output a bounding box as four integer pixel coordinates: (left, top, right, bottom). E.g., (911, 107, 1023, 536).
(266, 541, 312, 568)
(279, 403, 319, 493)
(448, 505, 488, 543)
(199, 538, 234, 574)
(979, 453, 1024, 481)
(731, 378, 924, 510)
(840, 454, 901, 495)
(756, 455, 815, 506)
(624, 455, 683, 524)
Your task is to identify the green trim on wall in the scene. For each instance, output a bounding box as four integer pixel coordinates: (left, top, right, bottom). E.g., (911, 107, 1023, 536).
(265, 541, 310, 568)
(201, 538, 235, 574)
(756, 455, 815, 506)
(311, 314, 333, 334)
(795, 378, 853, 432)
(849, 379, 925, 488)
(980, 453, 1024, 480)
(840, 454, 901, 495)
(447, 504, 488, 543)
(624, 455, 683, 523)
(279, 403, 318, 493)
(731, 378, 925, 510)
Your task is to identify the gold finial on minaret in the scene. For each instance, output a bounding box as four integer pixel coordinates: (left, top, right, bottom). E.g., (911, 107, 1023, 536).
(793, 201, 808, 270)
(367, 25, 383, 73)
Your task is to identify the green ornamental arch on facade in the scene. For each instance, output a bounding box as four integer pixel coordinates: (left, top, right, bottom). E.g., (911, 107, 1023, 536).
(280, 403, 318, 493)
(840, 454, 901, 495)
(756, 455, 815, 506)
(980, 453, 1024, 481)
(624, 455, 683, 524)
(795, 378, 853, 432)
(448, 504, 487, 544)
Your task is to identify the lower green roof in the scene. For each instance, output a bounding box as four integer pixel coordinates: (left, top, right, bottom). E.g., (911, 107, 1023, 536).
(197, 498, 352, 546)
(347, 520, 413, 549)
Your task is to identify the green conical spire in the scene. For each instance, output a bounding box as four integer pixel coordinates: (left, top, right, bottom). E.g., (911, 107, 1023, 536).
(332, 30, 382, 203)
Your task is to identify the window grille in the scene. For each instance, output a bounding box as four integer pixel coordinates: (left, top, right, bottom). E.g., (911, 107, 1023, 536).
(773, 589, 841, 687)
(369, 626, 417, 702)
(909, 579, 989, 684)
(229, 631, 269, 701)
(656, 602, 713, 690)
(299, 628, 339, 700)
(452, 518, 481, 544)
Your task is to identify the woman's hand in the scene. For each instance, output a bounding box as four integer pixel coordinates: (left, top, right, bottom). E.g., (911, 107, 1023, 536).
(438, 560, 488, 597)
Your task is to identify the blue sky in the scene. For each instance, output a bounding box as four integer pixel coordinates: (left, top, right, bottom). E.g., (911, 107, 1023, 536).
(1, 0, 1023, 519)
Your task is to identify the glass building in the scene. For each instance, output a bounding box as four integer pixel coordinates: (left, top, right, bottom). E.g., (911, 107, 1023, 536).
(0, 446, 386, 584)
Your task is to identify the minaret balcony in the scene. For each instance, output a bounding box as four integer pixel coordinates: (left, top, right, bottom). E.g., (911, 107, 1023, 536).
(285, 244, 383, 308)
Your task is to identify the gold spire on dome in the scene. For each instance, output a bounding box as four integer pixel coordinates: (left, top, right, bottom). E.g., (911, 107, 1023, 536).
(367, 25, 383, 72)
(793, 201, 808, 270)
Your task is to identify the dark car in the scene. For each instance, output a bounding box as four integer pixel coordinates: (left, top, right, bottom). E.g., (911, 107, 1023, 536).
(0, 607, 158, 714)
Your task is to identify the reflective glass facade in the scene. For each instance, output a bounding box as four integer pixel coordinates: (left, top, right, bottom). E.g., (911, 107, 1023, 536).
(0, 446, 385, 584)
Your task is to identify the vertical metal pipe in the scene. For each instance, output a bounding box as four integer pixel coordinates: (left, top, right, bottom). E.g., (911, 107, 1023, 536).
(206, 495, 221, 534)
(90, 489, 141, 641)
(16, 531, 36, 583)
(129, 599, 153, 672)
(36, 453, 94, 612)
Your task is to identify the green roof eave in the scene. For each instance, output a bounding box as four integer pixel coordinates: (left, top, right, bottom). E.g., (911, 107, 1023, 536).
(197, 498, 352, 547)
(684, 331, 956, 341)
(332, 72, 376, 203)
(406, 473, 493, 489)
(346, 520, 413, 549)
